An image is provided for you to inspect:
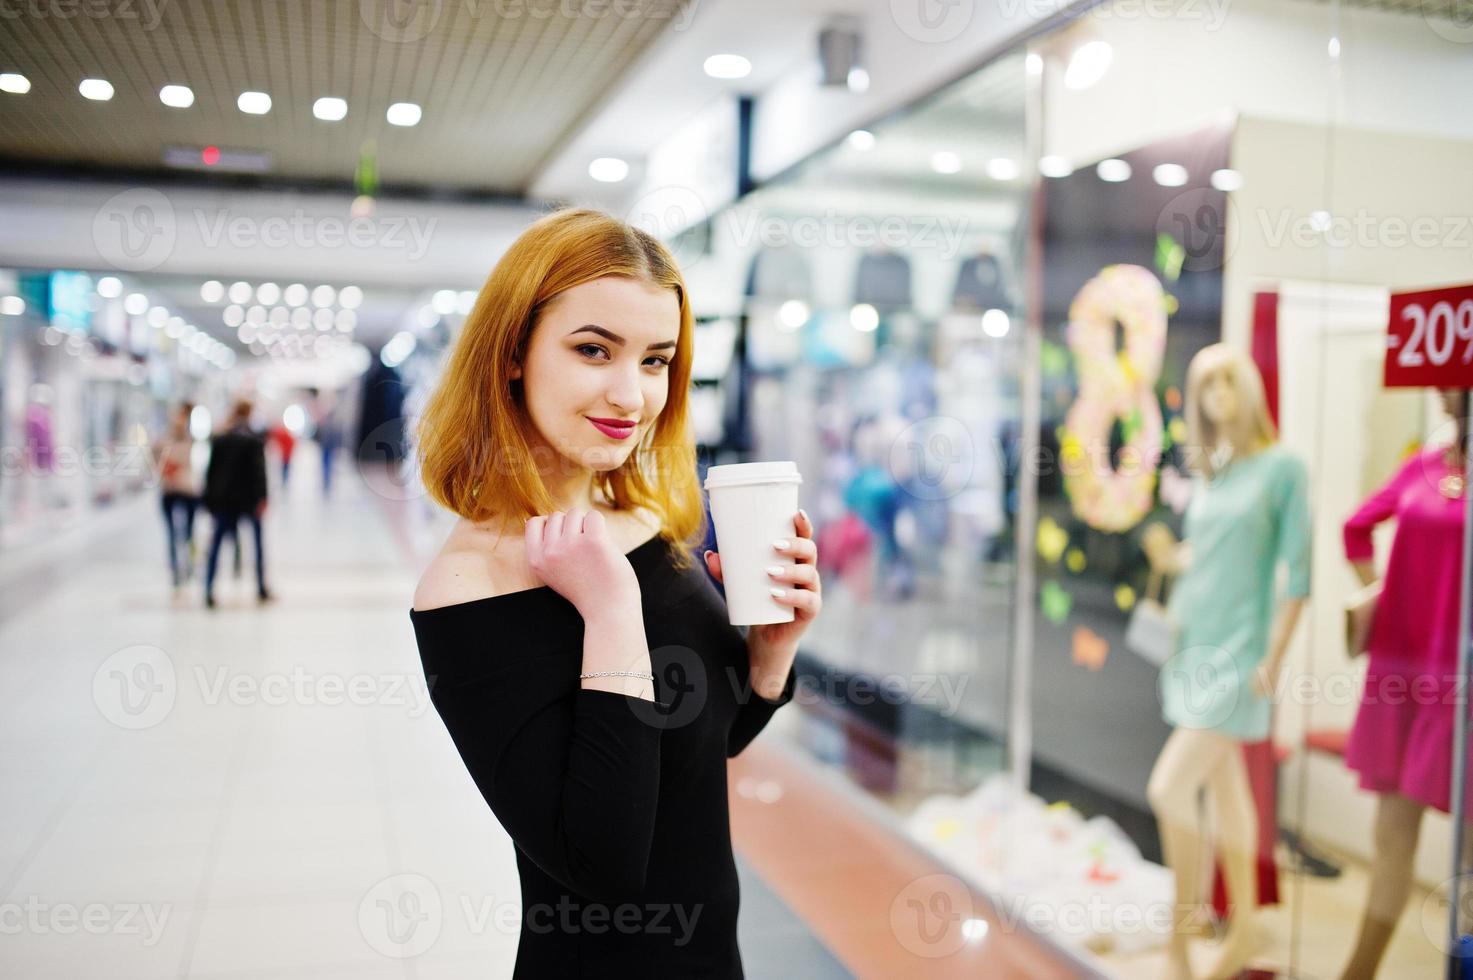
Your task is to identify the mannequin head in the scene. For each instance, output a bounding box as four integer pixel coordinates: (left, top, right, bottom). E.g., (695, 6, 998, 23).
(1184, 343, 1277, 479)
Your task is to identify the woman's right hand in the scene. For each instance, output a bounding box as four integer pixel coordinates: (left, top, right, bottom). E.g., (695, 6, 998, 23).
(524, 508, 640, 617)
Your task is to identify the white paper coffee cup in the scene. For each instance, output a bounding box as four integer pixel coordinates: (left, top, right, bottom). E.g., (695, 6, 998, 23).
(703, 461, 803, 626)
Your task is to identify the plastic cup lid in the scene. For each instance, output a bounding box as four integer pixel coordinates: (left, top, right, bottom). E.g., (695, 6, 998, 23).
(703, 460, 802, 490)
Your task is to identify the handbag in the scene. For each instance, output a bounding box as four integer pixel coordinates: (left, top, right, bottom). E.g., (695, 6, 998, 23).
(1344, 579, 1382, 658)
(1126, 569, 1179, 667)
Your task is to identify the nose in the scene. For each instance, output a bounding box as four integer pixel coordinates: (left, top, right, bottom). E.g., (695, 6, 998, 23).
(606, 363, 644, 417)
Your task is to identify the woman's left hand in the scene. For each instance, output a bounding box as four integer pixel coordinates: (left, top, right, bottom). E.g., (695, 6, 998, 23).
(703, 508, 821, 665)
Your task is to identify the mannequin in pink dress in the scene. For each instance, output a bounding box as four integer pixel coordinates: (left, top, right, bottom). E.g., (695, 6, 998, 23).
(1340, 387, 1469, 980)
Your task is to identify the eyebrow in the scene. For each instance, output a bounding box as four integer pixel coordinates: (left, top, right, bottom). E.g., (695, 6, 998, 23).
(568, 324, 677, 351)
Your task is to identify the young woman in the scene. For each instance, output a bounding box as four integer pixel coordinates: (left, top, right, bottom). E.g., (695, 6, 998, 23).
(1339, 387, 1469, 980)
(1142, 344, 1312, 980)
(154, 401, 199, 589)
(409, 208, 821, 978)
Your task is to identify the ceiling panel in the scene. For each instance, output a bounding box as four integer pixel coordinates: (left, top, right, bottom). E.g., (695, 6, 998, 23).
(0, 0, 693, 193)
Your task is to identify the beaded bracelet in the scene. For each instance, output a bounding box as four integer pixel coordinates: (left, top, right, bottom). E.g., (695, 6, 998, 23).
(579, 670, 655, 681)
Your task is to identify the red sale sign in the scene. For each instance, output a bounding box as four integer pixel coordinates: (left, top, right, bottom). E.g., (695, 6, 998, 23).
(1385, 283, 1473, 388)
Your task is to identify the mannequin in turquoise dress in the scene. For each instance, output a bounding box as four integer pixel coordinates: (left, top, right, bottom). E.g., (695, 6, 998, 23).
(1141, 344, 1312, 980)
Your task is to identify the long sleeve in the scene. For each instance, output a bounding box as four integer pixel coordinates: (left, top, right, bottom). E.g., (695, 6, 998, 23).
(250, 437, 268, 504)
(414, 616, 664, 902)
(727, 661, 797, 758)
(1343, 454, 1417, 562)
(202, 437, 221, 510)
(1273, 452, 1313, 598)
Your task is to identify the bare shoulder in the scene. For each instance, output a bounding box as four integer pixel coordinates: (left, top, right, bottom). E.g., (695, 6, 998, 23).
(412, 518, 531, 612)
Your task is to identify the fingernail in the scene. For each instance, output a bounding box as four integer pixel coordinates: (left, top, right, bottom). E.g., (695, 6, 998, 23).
(766, 565, 782, 576)
(770, 587, 786, 598)
(703, 550, 712, 560)
(799, 508, 809, 523)
(773, 539, 789, 550)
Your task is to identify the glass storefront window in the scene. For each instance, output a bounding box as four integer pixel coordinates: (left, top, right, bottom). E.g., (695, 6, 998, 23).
(683, 0, 1473, 974)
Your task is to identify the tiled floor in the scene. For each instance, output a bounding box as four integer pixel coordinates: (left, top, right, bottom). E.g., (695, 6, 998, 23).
(0, 455, 849, 979)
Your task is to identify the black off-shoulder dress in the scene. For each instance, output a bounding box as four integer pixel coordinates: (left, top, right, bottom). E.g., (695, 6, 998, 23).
(409, 533, 798, 979)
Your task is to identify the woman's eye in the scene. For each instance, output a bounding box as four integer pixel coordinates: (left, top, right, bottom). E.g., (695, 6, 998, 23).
(575, 344, 669, 369)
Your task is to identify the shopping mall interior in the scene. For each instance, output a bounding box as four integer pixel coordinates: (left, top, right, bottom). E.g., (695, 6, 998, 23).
(2, 1, 1472, 977)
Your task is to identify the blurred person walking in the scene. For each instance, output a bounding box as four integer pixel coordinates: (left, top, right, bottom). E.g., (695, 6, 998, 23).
(268, 418, 296, 486)
(153, 401, 200, 590)
(202, 399, 273, 608)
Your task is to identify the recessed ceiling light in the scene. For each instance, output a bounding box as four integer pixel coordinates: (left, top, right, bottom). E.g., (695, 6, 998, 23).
(1, 73, 31, 94)
(1039, 155, 1072, 178)
(1210, 168, 1244, 192)
(1064, 40, 1112, 91)
(849, 303, 879, 332)
(237, 91, 271, 115)
(124, 292, 148, 315)
(96, 276, 123, 298)
(386, 102, 421, 126)
(313, 96, 347, 121)
(982, 309, 1010, 338)
(931, 151, 962, 175)
(79, 78, 114, 101)
(1025, 53, 1044, 76)
(1096, 158, 1132, 182)
(228, 281, 253, 304)
(283, 283, 308, 306)
(846, 67, 869, 93)
(1153, 163, 1188, 187)
(588, 157, 629, 183)
(986, 158, 1020, 181)
(846, 130, 875, 151)
(338, 285, 363, 309)
(160, 84, 194, 108)
(311, 284, 336, 308)
(200, 280, 224, 303)
(256, 282, 281, 305)
(703, 54, 751, 80)
(432, 289, 457, 315)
